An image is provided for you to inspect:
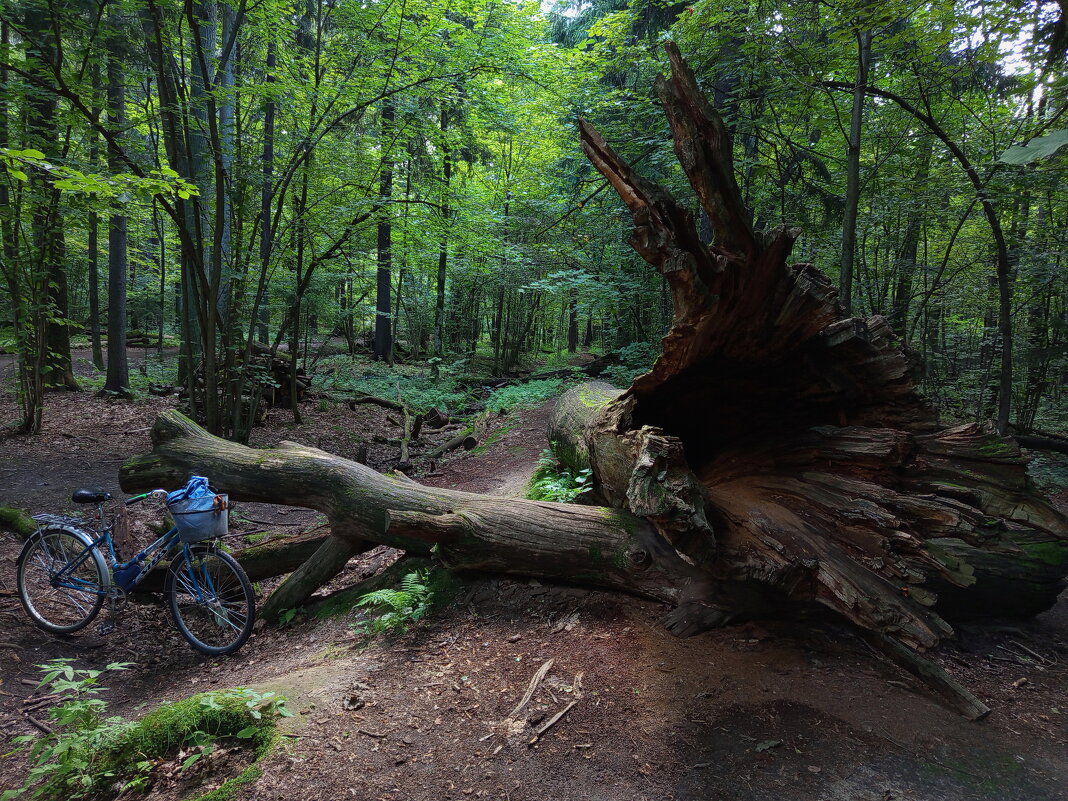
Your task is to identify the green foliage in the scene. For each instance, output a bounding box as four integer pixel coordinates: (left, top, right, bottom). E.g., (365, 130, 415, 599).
(1, 659, 134, 801)
(353, 570, 434, 635)
(2, 660, 290, 801)
(602, 342, 659, 388)
(999, 129, 1068, 165)
(0, 506, 36, 538)
(315, 358, 468, 414)
(526, 450, 593, 503)
(485, 379, 563, 413)
(277, 608, 298, 626)
(1027, 453, 1068, 495)
(0, 148, 198, 201)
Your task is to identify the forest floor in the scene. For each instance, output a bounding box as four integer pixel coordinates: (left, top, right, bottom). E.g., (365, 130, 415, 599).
(0, 352, 1067, 800)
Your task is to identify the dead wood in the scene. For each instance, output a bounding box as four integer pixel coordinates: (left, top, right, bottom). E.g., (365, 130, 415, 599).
(561, 41, 1068, 653)
(118, 43, 1068, 720)
(863, 632, 990, 720)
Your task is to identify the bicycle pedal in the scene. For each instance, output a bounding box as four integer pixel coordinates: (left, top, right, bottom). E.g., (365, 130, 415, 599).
(95, 621, 116, 636)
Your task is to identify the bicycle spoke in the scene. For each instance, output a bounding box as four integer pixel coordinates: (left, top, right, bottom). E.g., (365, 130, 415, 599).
(167, 549, 254, 655)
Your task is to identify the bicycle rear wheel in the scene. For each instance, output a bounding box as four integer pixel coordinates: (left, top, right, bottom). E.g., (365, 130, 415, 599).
(17, 527, 107, 634)
(165, 546, 255, 656)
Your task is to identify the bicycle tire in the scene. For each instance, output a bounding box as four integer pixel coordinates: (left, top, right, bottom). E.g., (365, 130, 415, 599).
(17, 527, 107, 634)
(165, 546, 255, 656)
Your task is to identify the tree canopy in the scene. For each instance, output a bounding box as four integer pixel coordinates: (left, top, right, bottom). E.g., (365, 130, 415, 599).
(0, 0, 1064, 441)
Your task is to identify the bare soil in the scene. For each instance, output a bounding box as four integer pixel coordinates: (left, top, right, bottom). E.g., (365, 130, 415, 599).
(0, 375, 1066, 801)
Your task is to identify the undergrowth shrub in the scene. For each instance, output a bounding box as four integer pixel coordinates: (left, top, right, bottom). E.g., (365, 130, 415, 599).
(526, 450, 593, 502)
(2, 660, 290, 801)
(602, 342, 660, 387)
(313, 358, 467, 413)
(1029, 452, 1068, 494)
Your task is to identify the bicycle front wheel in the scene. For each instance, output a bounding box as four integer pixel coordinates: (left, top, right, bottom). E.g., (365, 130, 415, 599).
(17, 527, 107, 634)
(165, 546, 255, 656)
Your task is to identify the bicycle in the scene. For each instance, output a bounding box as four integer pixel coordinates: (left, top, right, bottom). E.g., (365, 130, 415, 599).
(15, 485, 256, 656)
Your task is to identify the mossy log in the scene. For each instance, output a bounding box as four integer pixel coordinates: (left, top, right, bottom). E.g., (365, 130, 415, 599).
(131, 531, 332, 594)
(120, 411, 715, 619)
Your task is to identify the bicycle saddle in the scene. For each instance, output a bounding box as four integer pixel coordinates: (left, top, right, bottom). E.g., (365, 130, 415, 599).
(72, 489, 111, 504)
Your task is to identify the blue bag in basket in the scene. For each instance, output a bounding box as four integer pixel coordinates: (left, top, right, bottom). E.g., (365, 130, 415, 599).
(167, 476, 228, 543)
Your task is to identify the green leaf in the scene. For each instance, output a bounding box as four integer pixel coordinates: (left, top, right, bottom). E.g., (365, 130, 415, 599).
(999, 129, 1068, 165)
(181, 753, 202, 770)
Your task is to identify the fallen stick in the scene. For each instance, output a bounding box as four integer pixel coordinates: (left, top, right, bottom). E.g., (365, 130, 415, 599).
(863, 633, 990, 720)
(507, 659, 554, 722)
(530, 701, 578, 744)
(427, 428, 474, 459)
(1009, 639, 1055, 665)
(348, 393, 406, 413)
(24, 715, 53, 734)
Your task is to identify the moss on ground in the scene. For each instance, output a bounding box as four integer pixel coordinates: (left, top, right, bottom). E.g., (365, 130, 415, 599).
(0, 506, 36, 538)
(95, 689, 282, 801)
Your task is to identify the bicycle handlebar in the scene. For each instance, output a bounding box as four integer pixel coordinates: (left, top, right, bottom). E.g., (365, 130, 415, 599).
(125, 489, 168, 506)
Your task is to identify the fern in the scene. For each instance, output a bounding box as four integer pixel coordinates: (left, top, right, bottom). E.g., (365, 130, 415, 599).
(354, 570, 434, 635)
(485, 379, 563, 413)
(526, 450, 593, 502)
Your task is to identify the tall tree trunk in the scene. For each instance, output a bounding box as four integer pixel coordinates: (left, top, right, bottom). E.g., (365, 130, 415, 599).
(434, 103, 451, 361)
(374, 100, 395, 363)
(888, 136, 933, 337)
(25, 4, 78, 391)
(216, 2, 237, 319)
(256, 40, 275, 345)
(839, 30, 871, 316)
(87, 63, 105, 371)
(567, 291, 579, 353)
(103, 33, 130, 397)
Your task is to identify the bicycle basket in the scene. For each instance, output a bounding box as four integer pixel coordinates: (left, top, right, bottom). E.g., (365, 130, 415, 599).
(168, 493, 229, 543)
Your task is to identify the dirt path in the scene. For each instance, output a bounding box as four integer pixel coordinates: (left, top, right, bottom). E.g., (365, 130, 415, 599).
(0, 392, 1066, 800)
(418, 401, 555, 498)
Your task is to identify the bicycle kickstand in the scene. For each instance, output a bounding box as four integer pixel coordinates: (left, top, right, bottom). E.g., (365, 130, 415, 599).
(96, 591, 120, 636)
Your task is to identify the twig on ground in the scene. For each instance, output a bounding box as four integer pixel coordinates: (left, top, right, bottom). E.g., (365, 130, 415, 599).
(529, 701, 577, 744)
(24, 715, 53, 734)
(507, 659, 554, 722)
(1009, 639, 1055, 665)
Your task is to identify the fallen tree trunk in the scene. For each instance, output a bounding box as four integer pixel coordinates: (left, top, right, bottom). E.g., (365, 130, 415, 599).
(132, 531, 331, 593)
(121, 411, 715, 618)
